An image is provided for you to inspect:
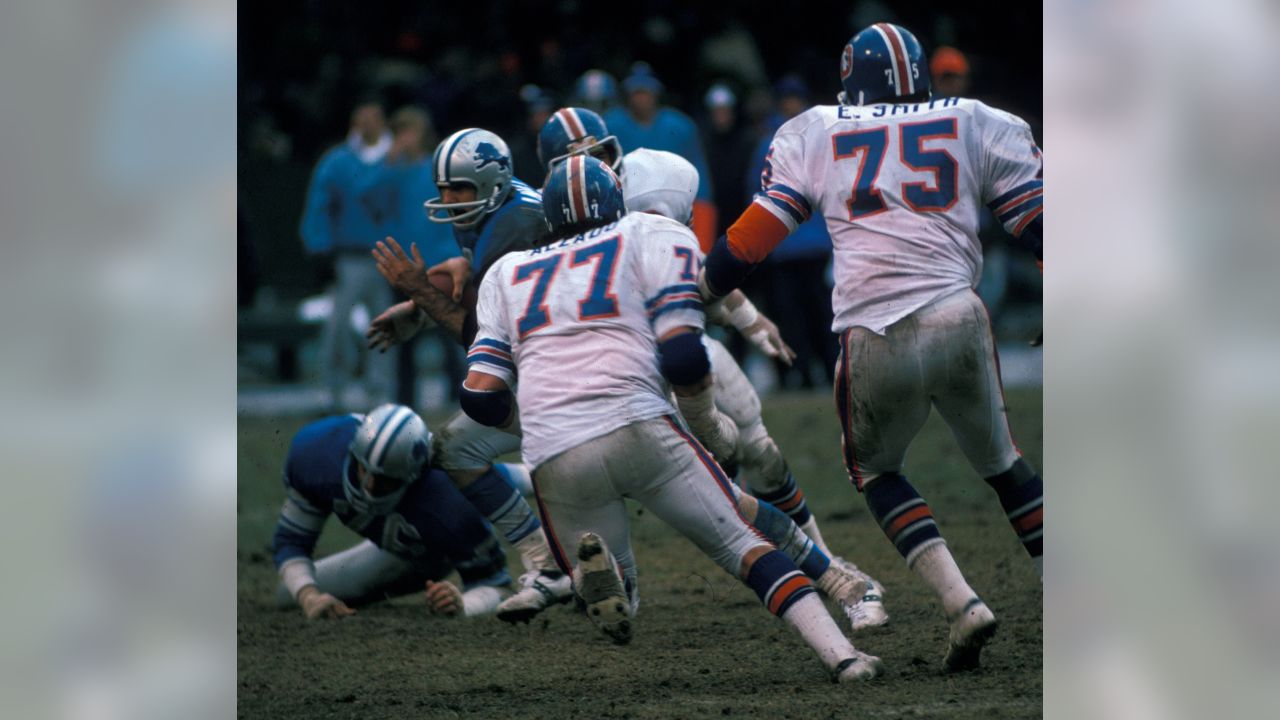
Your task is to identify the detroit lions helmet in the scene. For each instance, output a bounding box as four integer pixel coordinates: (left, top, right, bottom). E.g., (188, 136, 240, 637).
(838, 23, 931, 106)
(424, 129, 514, 229)
(542, 155, 625, 239)
(348, 404, 433, 483)
(538, 107, 624, 174)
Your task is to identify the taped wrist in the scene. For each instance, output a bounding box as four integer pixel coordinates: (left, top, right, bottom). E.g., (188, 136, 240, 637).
(279, 557, 318, 600)
(725, 296, 760, 331)
(460, 385, 514, 427)
(658, 332, 710, 386)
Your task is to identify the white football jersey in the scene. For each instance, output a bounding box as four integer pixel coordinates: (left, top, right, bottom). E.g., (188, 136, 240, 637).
(755, 97, 1043, 334)
(469, 212, 705, 468)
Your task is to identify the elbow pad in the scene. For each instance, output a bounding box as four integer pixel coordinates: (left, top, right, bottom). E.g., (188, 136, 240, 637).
(658, 332, 711, 386)
(460, 385, 513, 427)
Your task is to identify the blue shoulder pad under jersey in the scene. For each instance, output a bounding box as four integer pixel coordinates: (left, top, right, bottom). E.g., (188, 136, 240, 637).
(469, 179, 548, 282)
(283, 414, 362, 510)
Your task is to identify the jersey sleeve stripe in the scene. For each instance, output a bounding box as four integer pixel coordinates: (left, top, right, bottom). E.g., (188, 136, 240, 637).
(989, 179, 1042, 210)
(1012, 205, 1044, 237)
(467, 351, 516, 373)
(996, 194, 1042, 224)
(752, 195, 802, 234)
(763, 191, 810, 225)
(650, 299, 703, 320)
(467, 345, 512, 361)
(644, 283, 699, 310)
(766, 183, 812, 214)
(473, 338, 512, 353)
(995, 188, 1043, 217)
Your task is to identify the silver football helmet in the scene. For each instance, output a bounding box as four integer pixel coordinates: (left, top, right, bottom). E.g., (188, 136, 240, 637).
(424, 128, 515, 229)
(348, 404, 433, 483)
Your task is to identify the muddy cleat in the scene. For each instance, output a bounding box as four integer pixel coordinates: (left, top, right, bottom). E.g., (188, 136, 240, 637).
(833, 651, 884, 683)
(496, 570, 573, 624)
(846, 575, 889, 631)
(828, 558, 889, 631)
(944, 598, 998, 672)
(574, 532, 632, 645)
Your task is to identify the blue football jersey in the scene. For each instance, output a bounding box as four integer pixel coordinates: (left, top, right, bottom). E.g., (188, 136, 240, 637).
(272, 415, 509, 589)
(453, 178, 548, 283)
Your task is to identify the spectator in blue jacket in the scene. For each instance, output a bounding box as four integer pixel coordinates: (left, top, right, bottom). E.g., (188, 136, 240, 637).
(299, 100, 395, 409)
(745, 76, 838, 389)
(355, 106, 465, 405)
(604, 64, 718, 250)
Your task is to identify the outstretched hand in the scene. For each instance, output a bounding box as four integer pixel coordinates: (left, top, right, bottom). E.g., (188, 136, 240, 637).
(372, 236, 428, 296)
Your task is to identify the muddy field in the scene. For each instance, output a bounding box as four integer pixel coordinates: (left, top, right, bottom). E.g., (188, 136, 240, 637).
(238, 389, 1042, 719)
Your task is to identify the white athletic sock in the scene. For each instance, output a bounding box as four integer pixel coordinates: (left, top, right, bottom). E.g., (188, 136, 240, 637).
(780, 592, 858, 670)
(799, 516, 832, 557)
(514, 529, 557, 574)
(912, 541, 978, 617)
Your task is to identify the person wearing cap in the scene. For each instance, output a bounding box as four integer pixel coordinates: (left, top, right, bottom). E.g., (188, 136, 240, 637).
(744, 76, 838, 389)
(931, 46, 971, 98)
(508, 84, 557, 186)
(603, 65, 718, 251)
(570, 69, 618, 114)
(700, 83, 756, 240)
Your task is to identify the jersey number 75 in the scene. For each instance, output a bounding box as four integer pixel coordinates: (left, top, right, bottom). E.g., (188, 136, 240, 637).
(831, 117, 959, 220)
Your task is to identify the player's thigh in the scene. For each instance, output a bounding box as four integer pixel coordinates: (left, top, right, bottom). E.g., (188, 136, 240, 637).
(835, 325, 932, 488)
(532, 438, 632, 573)
(435, 409, 522, 471)
(275, 539, 414, 607)
(618, 417, 770, 578)
(923, 291, 1019, 477)
(706, 336, 761, 426)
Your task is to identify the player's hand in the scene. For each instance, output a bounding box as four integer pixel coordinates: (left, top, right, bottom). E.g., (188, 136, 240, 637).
(367, 301, 428, 352)
(743, 314, 797, 366)
(427, 256, 473, 303)
(425, 580, 464, 617)
(372, 236, 429, 296)
(298, 586, 356, 621)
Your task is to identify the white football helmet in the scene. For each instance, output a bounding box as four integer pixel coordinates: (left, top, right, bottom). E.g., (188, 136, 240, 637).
(620, 148, 698, 226)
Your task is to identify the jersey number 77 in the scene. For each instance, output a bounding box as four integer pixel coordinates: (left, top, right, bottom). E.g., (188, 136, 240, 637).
(513, 236, 622, 339)
(831, 117, 959, 220)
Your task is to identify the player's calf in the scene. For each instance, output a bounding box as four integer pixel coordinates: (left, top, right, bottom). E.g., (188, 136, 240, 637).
(984, 458, 1043, 576)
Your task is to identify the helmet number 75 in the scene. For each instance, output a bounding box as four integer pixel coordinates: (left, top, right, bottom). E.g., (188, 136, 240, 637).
(831, 117, 958, 220)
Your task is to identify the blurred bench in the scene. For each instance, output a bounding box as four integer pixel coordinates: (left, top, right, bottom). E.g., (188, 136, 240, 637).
(238, 310, 321, 381)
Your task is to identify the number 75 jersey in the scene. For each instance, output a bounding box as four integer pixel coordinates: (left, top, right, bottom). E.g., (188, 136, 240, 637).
(756, 97, 1043, 335)
(469, 212, 705, 468)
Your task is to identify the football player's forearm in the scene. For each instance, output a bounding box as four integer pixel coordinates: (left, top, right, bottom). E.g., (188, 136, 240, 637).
(404, 281, 467, 342)
(702, 204, 791, 298)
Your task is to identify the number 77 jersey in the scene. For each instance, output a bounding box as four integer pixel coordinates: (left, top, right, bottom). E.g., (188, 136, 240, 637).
(756, 97, 1043, 335)
(468, 212, 705, 468)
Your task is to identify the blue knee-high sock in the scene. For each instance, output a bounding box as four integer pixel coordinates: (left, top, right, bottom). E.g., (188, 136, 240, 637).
(459, 466, 542, 545)
(752, 469, 813, 525)
(744, 550, 817, 617)
(751, 498, 830, 580)
(985, 459, 1043, 561)
(492, 462, 534, 498)
(863, 472, 944, 567)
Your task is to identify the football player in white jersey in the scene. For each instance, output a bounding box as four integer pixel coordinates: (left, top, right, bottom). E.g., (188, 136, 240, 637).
(536, 109, 846, 563)
(461, 155, 882, 683)
(700, 23, 1044, 672)
(619, 146, 888, 631)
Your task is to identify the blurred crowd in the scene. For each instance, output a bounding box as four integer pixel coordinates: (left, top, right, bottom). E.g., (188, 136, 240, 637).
(238, 0, 1042, 406)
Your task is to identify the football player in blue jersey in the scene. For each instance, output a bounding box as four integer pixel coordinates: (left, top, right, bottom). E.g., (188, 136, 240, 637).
(272, 404, 514, 619)
(368, 130, 573, 622)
